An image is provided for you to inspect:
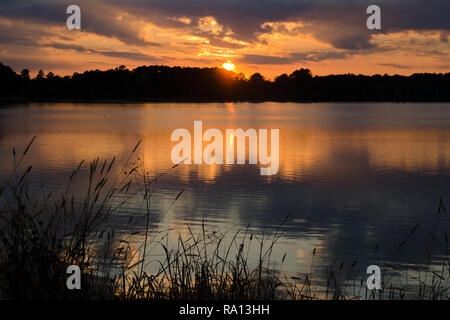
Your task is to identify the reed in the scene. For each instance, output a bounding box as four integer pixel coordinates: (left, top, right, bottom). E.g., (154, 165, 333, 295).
(0, 138, 448, 300)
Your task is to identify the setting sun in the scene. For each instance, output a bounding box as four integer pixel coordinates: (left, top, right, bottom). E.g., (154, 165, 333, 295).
(222, 61, 235, 71)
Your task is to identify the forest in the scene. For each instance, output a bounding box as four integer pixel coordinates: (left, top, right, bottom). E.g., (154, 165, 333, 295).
(1, 62, 449, 102)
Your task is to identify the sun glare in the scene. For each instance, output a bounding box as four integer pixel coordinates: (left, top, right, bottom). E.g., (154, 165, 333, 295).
(222, 61, 235, 71)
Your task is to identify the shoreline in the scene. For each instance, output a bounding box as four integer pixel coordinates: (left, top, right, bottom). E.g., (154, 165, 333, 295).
(2, 97, 450, 105)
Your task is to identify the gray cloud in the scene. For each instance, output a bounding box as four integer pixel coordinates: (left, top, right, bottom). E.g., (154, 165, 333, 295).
(238, 54, 292, 65)
(110, 0, 450, 49)
(0, 0, 157, 46)
(90, 49, 157, 61)
(46, 42, 87, 52)
(0, 18, 55, 46)
(238, 51, 351, 65)
(0, 0, 449, 55)
(46, 42, 158, 62)
(238, 45, 398, 65)
(378, 63, 411, 69)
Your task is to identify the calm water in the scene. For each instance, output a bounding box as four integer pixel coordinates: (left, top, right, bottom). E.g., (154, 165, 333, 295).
(1, 102, 449, 287)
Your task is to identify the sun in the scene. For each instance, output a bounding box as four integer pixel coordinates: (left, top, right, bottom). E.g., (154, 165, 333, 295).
(222, 61, 235, 71)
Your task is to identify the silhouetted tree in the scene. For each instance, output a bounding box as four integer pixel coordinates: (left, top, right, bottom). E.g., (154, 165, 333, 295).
(289, 68, 312, 81)
(0, 62, 449, 102)
(20, 69, 30, 81)
(0, 63, 20, 97)
(36, 69, 45, 80)
(249, 72, 265, 83)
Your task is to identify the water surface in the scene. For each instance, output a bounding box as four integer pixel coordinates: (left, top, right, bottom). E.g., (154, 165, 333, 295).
(0, 102, 449, 288)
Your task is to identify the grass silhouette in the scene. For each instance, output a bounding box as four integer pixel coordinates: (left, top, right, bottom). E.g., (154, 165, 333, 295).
(0, 137, 448, 300)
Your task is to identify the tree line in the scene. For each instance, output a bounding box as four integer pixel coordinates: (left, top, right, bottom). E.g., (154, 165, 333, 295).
(1, 62, 449, 102)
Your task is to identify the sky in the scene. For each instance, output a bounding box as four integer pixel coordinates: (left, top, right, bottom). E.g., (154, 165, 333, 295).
(0, 0, 449, 79)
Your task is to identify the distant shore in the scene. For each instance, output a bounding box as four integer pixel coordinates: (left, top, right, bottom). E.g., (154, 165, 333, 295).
(1, 97, 448, 105)
(2, 63, 450, 104)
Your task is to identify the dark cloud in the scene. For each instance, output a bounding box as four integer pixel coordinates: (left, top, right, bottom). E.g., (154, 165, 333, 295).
(238, 51, 351, 65)
(0, 18, 54, 46)
(238, 54, 292, 65)
(0, 0, 66, 24)
(0, 30, 158, 65)
(378, 63, 411, 69)
(0, 0, 156, 46)
(46, 42, 158, 62)
(111, 0, 450, 49)
(290, 51, 350, 62)
(46, 42, 87, 52)
(0, 0, 449, 53)
(115, 0, 313, 42)
(238, 45, 399, 65)
(89, 49, 157, 61)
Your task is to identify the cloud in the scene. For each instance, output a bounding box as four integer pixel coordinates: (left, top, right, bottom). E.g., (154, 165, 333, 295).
(237, 43, 401, 66)
(378, 63, 411, 69)
(0, 0, 157, 46)
(238, 54, 292, 65)
(109, 0, 450, 49)
(46, 42, 87, 52)
(89, 49, 157, 61)
(45, 42, 158, 62)
(0, 55, 80, 72)
(0, 17, 55, 46)
(238, 51, 351, 65)
(1, 0, 450, 51)
(0, 0, 449, 74)
(289, 51, 350, 62)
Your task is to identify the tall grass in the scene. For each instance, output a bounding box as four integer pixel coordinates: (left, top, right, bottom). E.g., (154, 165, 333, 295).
(0, 136, 142, 298)
(0, 137, 283, 300)
(0, 137, 448, 300)
(282, 198, 450, 300)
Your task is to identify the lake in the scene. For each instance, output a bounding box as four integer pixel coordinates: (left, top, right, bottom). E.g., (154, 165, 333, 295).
(0, 102, 449, 292)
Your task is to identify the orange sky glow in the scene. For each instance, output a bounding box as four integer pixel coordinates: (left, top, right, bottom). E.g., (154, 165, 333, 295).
(0, 1, 449, 79)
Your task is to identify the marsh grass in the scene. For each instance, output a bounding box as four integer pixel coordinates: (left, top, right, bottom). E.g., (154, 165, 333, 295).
(0, 137, 449, 300)
(117, 223, 286, 300)
(282, 198, 449, 300)
(0, 136, 142, 298)
(0, 137, 284, 300)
